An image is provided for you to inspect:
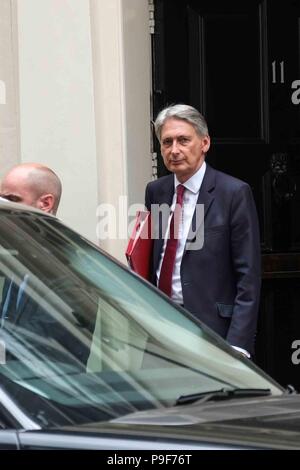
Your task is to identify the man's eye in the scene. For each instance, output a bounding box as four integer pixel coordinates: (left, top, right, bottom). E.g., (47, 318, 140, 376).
(162, 139, 172, 146)
(2, 195, 21, 203)
(178, 137, 189, 144)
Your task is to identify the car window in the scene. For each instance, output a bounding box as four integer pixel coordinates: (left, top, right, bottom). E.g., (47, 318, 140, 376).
(0, 210, 283, 428)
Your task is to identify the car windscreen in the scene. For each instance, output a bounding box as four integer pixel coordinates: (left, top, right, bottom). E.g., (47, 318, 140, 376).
(0, 210, 283, 429)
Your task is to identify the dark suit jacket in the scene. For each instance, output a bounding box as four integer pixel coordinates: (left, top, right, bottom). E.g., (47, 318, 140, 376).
(0, 277, 90, 366)
(145, 163, 261, 354)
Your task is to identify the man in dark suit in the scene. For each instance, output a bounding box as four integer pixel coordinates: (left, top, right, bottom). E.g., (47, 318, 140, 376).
(0, 164, 61, 335)
(0, 162, 62, 319)
(0, 163, 91, 365)
(145, 104, 261, 357)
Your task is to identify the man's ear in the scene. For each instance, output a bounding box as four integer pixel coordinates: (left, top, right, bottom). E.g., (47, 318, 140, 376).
(202, 135, 210, 154)
(37, 194, 55, 213)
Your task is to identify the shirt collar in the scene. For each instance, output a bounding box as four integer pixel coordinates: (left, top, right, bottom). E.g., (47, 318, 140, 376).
(174, 161, 206, 194)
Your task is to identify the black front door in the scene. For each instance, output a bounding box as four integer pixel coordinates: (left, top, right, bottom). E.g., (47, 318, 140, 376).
(153, 0, 300, 388)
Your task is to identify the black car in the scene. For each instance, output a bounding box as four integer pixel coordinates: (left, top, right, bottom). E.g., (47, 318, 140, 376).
(0, 200, 299, 450)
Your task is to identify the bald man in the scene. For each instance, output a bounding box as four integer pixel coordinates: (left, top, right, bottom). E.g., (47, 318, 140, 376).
(0, 163, 62, 322)
(0, 164, 90, 364)
(0, 163, 63, 340)
(0, 163, 62, 215)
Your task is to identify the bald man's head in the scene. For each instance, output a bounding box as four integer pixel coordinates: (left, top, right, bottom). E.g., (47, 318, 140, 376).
(0, 163, 62, 215)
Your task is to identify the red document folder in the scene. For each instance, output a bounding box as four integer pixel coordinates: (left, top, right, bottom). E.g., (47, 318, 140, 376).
(126, 211, 152, 280)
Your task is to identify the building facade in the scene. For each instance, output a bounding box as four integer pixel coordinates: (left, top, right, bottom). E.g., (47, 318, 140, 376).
(0, 0, 153, 261)
(2, 0, 300, 389)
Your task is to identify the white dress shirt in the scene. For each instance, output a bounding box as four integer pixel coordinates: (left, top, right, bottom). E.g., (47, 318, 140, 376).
(156, 162, 206, 304)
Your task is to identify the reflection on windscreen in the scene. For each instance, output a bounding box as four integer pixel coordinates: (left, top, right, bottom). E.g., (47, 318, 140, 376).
(0, 211, 282, 428)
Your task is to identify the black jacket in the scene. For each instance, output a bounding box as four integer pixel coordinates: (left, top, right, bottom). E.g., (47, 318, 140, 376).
(145, 164, 261, 354)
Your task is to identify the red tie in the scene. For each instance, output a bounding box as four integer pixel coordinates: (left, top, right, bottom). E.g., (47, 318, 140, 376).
(158, 184, 185, 297)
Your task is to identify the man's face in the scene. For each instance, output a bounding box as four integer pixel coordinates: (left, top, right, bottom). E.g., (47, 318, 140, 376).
(0, 172, 39, 208)
(160, 118, 210, 183)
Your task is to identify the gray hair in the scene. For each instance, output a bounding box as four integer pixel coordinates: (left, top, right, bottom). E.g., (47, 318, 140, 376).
(154, 104, 209, 142)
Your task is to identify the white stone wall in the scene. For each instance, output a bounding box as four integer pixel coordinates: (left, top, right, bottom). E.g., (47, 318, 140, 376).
(16, 0, 99, 244)
(1, 0, 151, 262)
(90, 0, 151, 261)
(0, 0, 20, 175)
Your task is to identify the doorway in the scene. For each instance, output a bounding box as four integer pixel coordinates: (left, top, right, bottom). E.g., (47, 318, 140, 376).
(153, 0, 300, 388)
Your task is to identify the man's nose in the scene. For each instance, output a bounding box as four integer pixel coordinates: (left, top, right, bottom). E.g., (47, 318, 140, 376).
(171, 140, 180, 154)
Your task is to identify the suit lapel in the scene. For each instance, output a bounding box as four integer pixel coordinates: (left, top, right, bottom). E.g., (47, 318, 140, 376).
(152, 176, 174, 275)
(152, 166, 216, 271)
(10, 276, 31, 326)
(14, 292, 31, 325)
(186, 163, 216, 245)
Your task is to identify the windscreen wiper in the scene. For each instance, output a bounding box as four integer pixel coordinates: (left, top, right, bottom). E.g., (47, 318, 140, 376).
(175, 388, 272, 406)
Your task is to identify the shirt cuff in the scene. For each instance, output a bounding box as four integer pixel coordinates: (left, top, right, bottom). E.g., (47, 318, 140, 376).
(232, 345, 251, 358)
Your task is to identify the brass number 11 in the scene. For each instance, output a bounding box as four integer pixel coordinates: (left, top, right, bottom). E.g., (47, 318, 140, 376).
(272, 61, 285, 84)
